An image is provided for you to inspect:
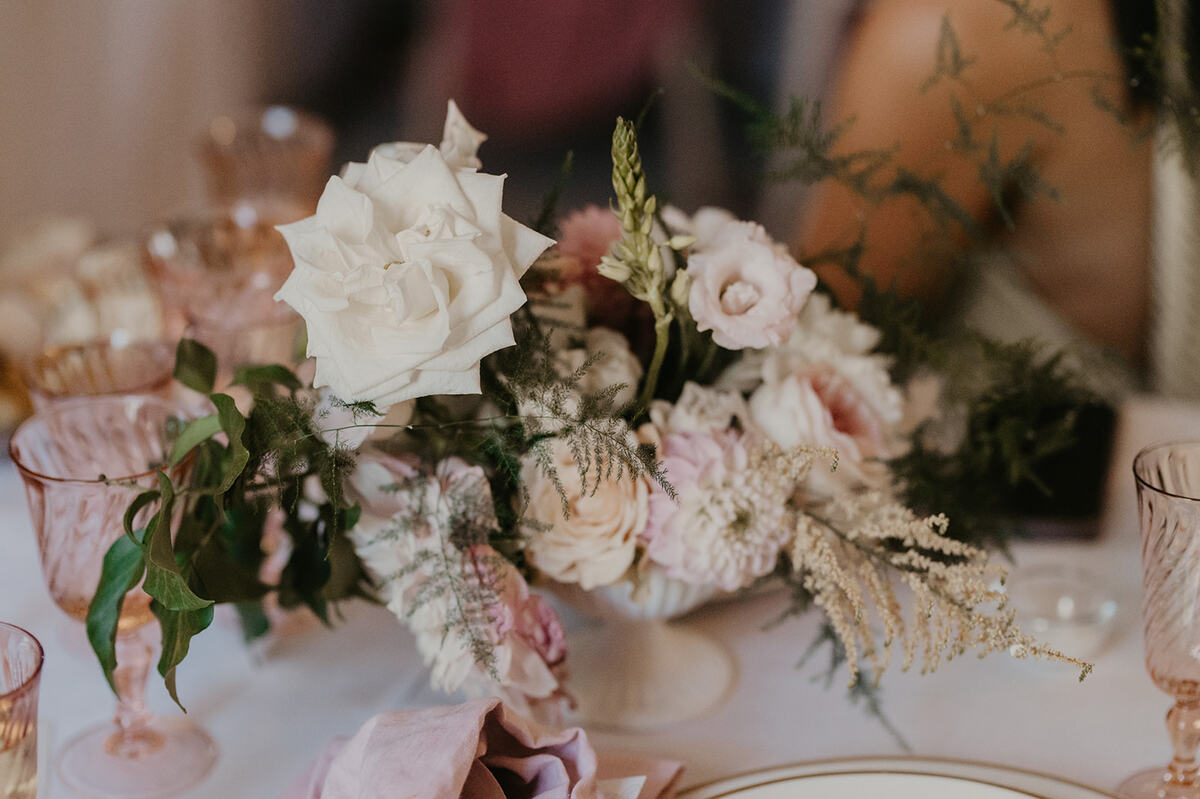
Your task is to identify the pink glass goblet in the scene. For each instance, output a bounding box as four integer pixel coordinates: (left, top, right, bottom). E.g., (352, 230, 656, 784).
(0, 623, 43, 799)
(198, 105, 334, 221)
(1120, 441, 1200, 798)
(145, 208, 301, 378)
(22, 338, 175, 411)
(9, 396, 217, 798)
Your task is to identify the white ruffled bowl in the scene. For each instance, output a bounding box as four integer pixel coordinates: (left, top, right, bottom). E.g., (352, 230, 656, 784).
(546, 568, 735, 731)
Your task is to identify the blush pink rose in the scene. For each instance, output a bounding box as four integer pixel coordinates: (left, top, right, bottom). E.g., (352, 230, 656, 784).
(555, 206, 652, 337)
(749, 365, 891, 490)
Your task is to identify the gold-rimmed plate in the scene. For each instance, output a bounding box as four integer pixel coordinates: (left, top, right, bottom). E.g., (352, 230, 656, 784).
(679, 757, 1116, 799)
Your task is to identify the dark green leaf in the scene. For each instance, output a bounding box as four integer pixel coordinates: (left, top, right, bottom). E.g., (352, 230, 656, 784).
(190, 536, 270, 603)
(152, 600, 214, 711)
(210, 393, 250, 494)
(234, 602, 271, 642)
(173, 339, 217, 394)
(142, 472, 212, 612)
(86, 531, 146, 694)
(231, 364, 302, 393)
(168, 414, 221, 467)
(123, 489, 160, 545)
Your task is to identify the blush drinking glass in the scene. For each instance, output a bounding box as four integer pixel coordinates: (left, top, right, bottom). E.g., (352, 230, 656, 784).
(22, 338, 175, 411)
(0, 623, 42, 799)
(1120, 442, 1200, 798)
(198, 105, 334, 221)
(145, 208, 301, 378)
(9, 396, 217, 798)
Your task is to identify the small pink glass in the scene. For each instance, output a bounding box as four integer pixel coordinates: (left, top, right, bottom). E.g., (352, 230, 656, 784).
(145, 208, 301, 378)
(9, 396, 217, 798)
(1120, 441, 1200, 798)
(198, 105, 334, 222)
(22, 338, 175, 411)
(0, 622, 43, 799)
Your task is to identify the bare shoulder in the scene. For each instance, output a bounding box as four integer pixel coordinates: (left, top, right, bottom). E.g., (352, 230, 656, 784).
(846, 0, 1117, 97)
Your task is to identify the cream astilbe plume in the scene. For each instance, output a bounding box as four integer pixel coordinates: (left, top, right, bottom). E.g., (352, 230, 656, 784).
(792, 493, 1092, 686)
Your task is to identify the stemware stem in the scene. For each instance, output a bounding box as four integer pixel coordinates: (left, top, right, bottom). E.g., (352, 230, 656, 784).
(108, 629, 162, 758)
(1166, 697, 1200, 787)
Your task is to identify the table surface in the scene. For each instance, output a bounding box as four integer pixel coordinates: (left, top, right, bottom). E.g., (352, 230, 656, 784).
(3, 395, 1195, 799)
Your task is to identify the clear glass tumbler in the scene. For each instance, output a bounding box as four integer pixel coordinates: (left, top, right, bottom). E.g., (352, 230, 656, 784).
(0, 623, 42, 799)
(1120, 442, 1200, 798)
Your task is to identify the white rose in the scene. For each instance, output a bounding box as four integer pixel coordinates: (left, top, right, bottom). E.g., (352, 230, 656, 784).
(346, 99, 487, 180)
(275, 136, 553, 410)
(686, 220, 816, 351)
(523, 436, 648, 590)
(648, 381, 750, 435)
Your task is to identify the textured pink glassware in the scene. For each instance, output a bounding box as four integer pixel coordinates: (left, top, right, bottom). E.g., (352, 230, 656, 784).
(1120, 442, 1200, 798)
(22, 338, 175, 411)
(9, 396, 217, 798)
(198, 105, 334, 222)
(0, 623, 43, 799)
(144, 209, 301, 377)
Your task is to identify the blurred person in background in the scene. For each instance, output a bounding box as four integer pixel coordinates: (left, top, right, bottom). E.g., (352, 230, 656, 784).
(787, 0, 1157, 398)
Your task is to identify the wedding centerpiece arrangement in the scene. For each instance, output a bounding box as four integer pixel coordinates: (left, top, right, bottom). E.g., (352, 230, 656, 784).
(86, 101, 1088, 728)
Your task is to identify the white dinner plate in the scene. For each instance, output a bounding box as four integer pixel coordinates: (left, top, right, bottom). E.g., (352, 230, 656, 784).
(679, 757, 1117, 799)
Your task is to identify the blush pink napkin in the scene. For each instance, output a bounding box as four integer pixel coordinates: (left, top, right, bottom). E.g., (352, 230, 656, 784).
(280, 698, 683, 799)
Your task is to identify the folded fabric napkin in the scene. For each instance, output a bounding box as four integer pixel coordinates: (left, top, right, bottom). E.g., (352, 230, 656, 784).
(281, 697, 683, 799)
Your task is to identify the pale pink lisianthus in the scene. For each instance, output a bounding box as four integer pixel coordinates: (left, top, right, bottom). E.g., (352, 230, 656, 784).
(639, 427, 790, 592)
(686, 221, 816, 350)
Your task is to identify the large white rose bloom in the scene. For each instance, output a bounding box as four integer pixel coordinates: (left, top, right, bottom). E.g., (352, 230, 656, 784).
(274, 102, 553, 410)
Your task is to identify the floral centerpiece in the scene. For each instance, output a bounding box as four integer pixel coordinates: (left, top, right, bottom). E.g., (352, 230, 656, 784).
(87, 101, 1087, 722)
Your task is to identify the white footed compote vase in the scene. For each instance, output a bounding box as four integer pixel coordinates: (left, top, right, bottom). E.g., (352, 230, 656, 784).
(550, 568, 735, 731)
(9, 396, 217, 799)
(1119, 442, 1200, 799)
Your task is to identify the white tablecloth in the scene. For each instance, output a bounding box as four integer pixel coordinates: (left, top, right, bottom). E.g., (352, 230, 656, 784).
(2, 396, 1193, 798)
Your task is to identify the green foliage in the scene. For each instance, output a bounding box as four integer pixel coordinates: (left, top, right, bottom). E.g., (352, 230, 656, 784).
(173, 338, 217, 394)
(890, 335, 1103, 549)
(702, 2, 1125, 547)
(533, 149, 574, 237)
(89, 339, 369, 706)
(86, 530, 146, 693)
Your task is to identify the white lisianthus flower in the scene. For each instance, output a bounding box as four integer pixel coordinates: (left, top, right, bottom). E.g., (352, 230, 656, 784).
(680, 211, 817, 351)
(522, 436, 649, 590)
(275, 105, 553, 411)
(648, 381, 751, 435)
(347, 455, 566, 707)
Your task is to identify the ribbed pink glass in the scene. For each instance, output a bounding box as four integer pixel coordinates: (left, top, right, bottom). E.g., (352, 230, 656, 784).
(0, 623, 42, 799)
(144, 209, 301, 377)
(9, 396, 217, 798)
(23, 339, 175, 411)
(1120, 442, 1200, 798)
(198, 105, 334, 221)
